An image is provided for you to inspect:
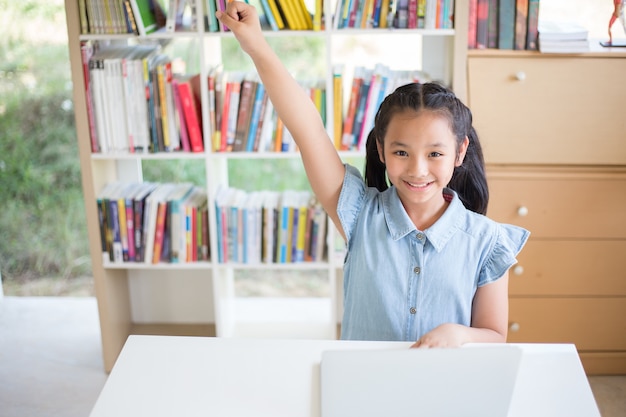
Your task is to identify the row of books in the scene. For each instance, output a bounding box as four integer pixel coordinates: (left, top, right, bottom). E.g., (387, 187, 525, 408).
(332, 0, 454, 30)
(468, 0, 540, 50)
(215, 188, 328, 264)
(79, 0, 198, 35)
(333, 65, 430, 151)
(82, 42, 205, 154)
(97, 182, 210, 264)
(209, 70, 326, 153)
(83, 45, 436, 155)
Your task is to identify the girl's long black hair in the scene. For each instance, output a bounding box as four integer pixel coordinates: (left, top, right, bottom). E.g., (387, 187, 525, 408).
(364, 82, 489, 215)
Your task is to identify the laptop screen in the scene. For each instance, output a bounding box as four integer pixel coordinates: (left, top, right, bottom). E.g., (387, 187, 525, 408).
(321, 345, 523, 417)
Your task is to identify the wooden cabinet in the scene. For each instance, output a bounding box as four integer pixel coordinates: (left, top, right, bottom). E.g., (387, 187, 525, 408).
(468, 50, 626, 165)
(469, 46, 626, 374)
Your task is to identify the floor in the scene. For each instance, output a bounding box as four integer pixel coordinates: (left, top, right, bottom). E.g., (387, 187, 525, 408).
(0, 296, 625, 417)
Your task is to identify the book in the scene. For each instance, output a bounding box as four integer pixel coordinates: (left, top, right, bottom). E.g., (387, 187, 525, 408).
(514, 0, 528, 50)
(351, 68, 372, 151)
(258, 0, 280, 30)
(171, 77, 191, 151)
(538, 38, 590, 53)
(487, 0, 498, 48)
(133, 182, 158, 262)
(264, 0, 286, 29)
(261, 191, 280, 263)
(142, 183, 175, 264)
(475, 0, 489, 49)
(175, 74, 204, 152)
(332, 66, 343, 150)
(129, 0, 162, 35)
(205, 0, 219, 32)
(166, 183, 194, 263)
(246, 81, 267, 152)
(467, 0, 478, 48)
(225, 72, 244, 152)
(497, 0, 515, 50)
(340, 66, 364, 151)
(526, 0, 540, 50)
(152, 198, 169, 263)
(233, 73, 258, 152)
(537, 20, 589, 41)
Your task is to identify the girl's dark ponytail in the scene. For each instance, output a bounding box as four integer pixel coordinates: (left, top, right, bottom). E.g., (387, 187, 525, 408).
(364, 130, 388, 192)
(448, 126, 489, 215)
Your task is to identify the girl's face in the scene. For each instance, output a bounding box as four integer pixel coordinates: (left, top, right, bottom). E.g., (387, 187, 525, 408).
(377, 109, 469, 221)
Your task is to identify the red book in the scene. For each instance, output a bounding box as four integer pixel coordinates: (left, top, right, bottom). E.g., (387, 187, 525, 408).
(467, 0, 478, 49)
(171, 77, 191, 152)
(175, 76, 204, 152)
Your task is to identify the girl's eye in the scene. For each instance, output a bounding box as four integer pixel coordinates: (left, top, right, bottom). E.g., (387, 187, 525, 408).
(393, 150, 408, 157)
(429, 152, 442, 157)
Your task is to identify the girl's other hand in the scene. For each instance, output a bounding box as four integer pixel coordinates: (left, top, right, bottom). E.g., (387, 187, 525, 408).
(215, 1, 263, 55)
(410, 323, 468, 348)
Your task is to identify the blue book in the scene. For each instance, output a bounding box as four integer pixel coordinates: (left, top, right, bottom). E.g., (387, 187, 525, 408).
(246, 82, 266, 152)
(258, 0, 280, 30)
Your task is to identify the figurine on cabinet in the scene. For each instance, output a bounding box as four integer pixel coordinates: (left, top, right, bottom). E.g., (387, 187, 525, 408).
(607, 0, 626, 45)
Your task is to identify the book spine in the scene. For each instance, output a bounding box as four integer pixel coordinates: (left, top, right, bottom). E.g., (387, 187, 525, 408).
(152, 201, 168, 264)
(475, 0, 488, 49)
(514, 0, 528, 50)
(467, 0, 478, 48)
(487, 0, 498, 48)
(246, 83, 266, 152)
(525, 0, 540, 50)
(125, 196, 136, 262)
(497, 0, 515, 50)
(177, 80, 204, 152)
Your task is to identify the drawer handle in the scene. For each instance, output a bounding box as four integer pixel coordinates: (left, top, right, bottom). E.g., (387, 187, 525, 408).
(513, 265, 524, 276)
(509, 322, 521, 332)
(515, 71, 526, 81)
(517, 206, 529, 217)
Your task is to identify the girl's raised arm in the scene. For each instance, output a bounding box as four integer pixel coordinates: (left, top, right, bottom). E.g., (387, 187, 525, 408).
(217, 2, 346, 237)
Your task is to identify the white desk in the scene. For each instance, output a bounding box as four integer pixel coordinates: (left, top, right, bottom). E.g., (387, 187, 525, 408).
(89, 335, 600, 417)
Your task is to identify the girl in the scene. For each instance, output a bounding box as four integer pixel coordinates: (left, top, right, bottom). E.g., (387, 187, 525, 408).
(216, 2, 529, 348)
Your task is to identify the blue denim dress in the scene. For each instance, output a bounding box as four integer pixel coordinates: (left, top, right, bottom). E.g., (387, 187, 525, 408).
(337, 164, 530, 342)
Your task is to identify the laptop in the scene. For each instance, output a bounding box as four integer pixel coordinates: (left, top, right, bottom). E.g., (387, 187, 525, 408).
(321, 345, 523, 417)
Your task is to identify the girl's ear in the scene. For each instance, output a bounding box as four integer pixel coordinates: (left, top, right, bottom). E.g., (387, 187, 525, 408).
(376, 139, 385, 164)
(456, 136, 470, 167)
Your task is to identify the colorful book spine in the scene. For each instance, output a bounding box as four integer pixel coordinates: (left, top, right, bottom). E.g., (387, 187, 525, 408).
(514, 0, 529, 50)
(526, 0, 540, 50)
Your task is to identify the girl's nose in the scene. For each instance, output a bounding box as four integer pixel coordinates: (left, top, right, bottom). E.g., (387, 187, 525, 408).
(407, 156, 428, 177)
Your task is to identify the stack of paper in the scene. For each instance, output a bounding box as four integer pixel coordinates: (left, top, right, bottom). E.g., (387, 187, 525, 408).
(538, 20, 590, 53)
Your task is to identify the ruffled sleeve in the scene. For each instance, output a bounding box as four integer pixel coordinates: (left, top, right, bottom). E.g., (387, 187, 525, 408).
(337, 164, 367, 243)
(478, 223, 530, 286)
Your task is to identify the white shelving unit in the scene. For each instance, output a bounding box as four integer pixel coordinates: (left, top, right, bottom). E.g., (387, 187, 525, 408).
(64, 0, 468, 371)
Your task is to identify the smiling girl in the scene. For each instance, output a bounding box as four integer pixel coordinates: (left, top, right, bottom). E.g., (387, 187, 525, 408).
(217, 2, 529, 348)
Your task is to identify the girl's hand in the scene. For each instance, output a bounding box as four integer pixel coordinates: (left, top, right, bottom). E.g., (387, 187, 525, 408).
(410, 323, 468, 348)
(215, 1, 263, 55)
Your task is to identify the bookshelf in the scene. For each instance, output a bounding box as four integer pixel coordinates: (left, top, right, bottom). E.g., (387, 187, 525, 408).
(64, 0, 469, 372)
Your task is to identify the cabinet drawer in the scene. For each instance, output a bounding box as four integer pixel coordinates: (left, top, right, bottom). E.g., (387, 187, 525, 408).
(487, 175, 626, 238)
(468, 56, 626, 165)
(510, 240, 626, 296)
(508, 298, 626, 350)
